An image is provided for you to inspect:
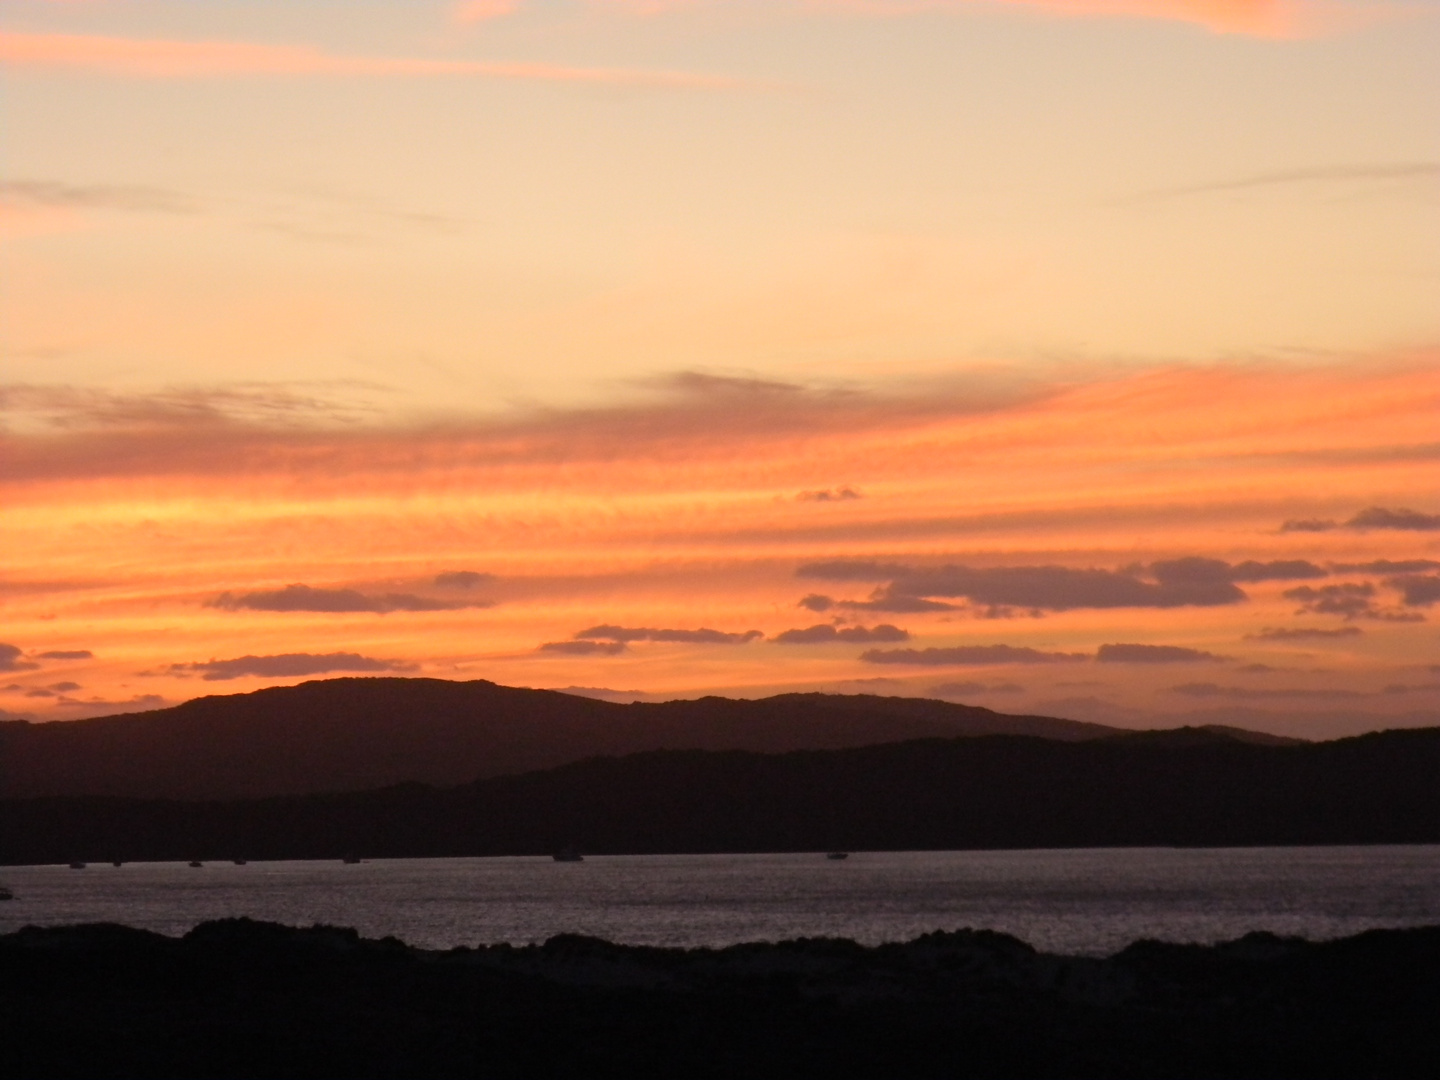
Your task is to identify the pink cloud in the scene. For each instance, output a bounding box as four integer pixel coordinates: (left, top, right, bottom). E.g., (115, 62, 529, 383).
(454, 0, 523, 20)
(583, 0, 1383, 36)
(0, 31, 743, 87)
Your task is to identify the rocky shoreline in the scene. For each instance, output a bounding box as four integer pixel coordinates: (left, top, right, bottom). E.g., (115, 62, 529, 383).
(2, 918, 1436, 1077)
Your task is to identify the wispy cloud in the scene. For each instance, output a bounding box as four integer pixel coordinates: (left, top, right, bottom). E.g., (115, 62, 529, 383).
(1095, 643, 1227, 662)
(0, 179, 194, 215)
(1167, 681, 1367, 700)
(0, 31, 745, 88)
(1245, 626, 1364, 640)
(168, 652, 416, 681)
(860, 644, 1089, 664)
(1122, 162, 1440, 203)
(1282, 506, 1440, 533)
(576, 0, 1387, 37)
(772, 623, 909, 643)
(574, 624, 763, 643)
(207, 584, 483, 615)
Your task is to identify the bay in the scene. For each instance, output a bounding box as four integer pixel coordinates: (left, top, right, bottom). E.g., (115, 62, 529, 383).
(2, 845, 1437, 956)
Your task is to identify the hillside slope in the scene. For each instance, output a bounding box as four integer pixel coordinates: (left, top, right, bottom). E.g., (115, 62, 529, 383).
(0, 678, 1120, 799)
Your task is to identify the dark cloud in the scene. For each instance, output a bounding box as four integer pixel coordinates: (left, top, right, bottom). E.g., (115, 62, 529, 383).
(168, 652, 417, 682)
(34, 649, 94, 660)
(796, 487, 861, 503)
(573, 625, 762, 644)
(1282, 583, 1424, 622)
(771, 623, 909, 644)
(1279, 518, 1337, 533)
(800, 559, 1245, 612)
(1382, 683, 1440, 695)
(1387, 574, 1440, 607)
(24, 688, 57, 698)
(929, 681, 1024, 697)
(799, 594, 835, 612)
(860, 645, 1088, 666)
(52, 693, 166, 711)
(1245, 626, 1364, 641)
(3, 383, 380, 434)
(1167, 683, 1367, 701)
(538, 640, 627, 656)
(0, 644, 39, 672)
(1332, 559, 1440, 574)
(1095, 643, 1226, 663)
(1237, 664, 1278, 673)
(1346, 507, 1440, 531)
(1283, 507, 1440, 533)
(1225, 560, 1327, 582)
(1, 366, 1060, 485)
(840, 594, 959, 613)
(47, 681, 82, 692)
(434, 570, 494, 589)
(208, 584, 477, 614)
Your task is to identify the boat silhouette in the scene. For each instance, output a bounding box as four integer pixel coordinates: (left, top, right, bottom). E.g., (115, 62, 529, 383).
(552, 848, 584, 862)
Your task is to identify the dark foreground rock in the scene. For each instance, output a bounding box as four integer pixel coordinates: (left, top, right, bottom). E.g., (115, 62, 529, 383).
(1, 920, 1437, 1078)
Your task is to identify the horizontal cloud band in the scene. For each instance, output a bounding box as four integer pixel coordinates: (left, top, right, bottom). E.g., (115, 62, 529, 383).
(208, 584, 481, 615)
(860, 645, 1089, 665)
(169, 652, 416, 681)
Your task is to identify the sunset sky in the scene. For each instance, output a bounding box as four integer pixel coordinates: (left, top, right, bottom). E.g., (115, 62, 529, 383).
(2, 0, 1437, 738)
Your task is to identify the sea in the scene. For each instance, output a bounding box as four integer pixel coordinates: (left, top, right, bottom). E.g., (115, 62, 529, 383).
(2, 846, 1437, 956)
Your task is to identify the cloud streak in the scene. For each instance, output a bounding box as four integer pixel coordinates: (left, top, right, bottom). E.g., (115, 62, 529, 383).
(0, 179, 194, 215)
(860, 644, 1089, 665)
(771, 623, 909, 644)
(169, 652, 417, 681)
(208, 584, 479, 615)
(0, 32, 745, 88)
(1124, 162, 1440, 202)
(1095, 643, 1227, 663)
(1281, 507, 1440, 533)
(550, 1, 1363, 37)
(574, 624, 763, 644)
(799, 559, 1254, 611)
(1245, 626, 1364, 640)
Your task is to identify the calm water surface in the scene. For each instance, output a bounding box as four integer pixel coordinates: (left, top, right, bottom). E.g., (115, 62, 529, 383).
(2, 846, 1437, 956)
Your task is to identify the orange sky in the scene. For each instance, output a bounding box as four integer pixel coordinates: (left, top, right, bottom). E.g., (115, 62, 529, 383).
(4, 354, 1438, 736)
(2, 0, 1437, 737)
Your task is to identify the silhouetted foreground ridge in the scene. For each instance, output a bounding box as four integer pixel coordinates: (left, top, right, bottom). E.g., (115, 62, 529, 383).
(3, 727, 1436, 863)
(0, 678, 1122, 800)
(1, 918, 1436, 1078)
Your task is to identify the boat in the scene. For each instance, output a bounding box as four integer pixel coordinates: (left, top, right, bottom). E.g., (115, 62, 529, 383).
(188, 860, 204, 868)
(552, 848, 584, 862)
(0, 886, 13, 901)
(232, 859, 247, 866)
(68, 862, 86, 870)
(111, 861, 123, 867)
(825, 852, 850, 860)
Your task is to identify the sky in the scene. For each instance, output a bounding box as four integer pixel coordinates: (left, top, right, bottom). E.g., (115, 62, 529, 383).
(2, 0, 1438, 738)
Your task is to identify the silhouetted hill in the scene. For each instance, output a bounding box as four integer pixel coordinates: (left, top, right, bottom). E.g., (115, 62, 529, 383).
(4, 727, 1434, 864)
(0, 678, 1120, 800)
(3, 918, 1438, 1078)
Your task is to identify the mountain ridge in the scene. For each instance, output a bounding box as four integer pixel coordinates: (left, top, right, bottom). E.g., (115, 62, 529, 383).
(0, 676, 1139, 800)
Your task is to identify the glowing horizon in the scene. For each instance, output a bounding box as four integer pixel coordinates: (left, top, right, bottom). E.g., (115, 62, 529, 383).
(2, 0, 1437, 738)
